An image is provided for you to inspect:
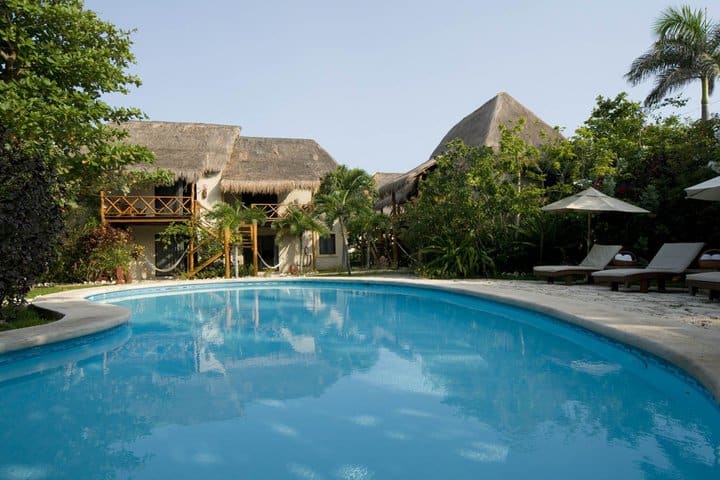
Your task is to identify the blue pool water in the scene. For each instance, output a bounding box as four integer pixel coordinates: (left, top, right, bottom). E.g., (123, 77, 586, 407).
(0, 281, 719, 479)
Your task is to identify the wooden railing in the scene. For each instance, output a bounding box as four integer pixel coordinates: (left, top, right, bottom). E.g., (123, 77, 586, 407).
(101, 194, 310, 224)
(250, 203, 310, 222)
(101, 193, 194, 222)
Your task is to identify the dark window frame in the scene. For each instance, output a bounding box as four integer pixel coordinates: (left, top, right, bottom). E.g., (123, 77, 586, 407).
(319, 234, 336, 255)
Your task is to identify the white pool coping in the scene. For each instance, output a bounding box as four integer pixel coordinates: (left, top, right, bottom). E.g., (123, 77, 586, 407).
(6, 276, 720, 404)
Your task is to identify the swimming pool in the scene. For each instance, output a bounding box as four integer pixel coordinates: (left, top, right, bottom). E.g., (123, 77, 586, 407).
(0, 280, 719, 479)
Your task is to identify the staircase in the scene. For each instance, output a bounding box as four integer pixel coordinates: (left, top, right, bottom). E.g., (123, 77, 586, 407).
(186, 218, 258, 278)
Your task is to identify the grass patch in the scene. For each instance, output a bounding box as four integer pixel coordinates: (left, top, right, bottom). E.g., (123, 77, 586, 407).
(0, 304, 62, 331)
(26, 284, 98, 300)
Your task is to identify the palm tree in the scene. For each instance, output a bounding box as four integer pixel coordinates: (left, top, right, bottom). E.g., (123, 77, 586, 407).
(273, 205, 329, 273)
(626, 6, 720, 121)
(314, 166, 377, 275)
(207, 202, 267, 276)
(348, 210, 390, 269)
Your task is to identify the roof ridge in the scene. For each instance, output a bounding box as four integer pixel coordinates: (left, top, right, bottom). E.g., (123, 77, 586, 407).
(238, 136, 318, 143)
(125, 120, 242, 130)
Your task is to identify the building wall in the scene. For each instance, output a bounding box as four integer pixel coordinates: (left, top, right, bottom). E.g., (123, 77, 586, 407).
(315, 223, 345, 271)
(196, 172, 222, 211)
(271, 189, 344, 273)
(120, 185, 343, 277)
(128, 224, 168, 280)
(280, 189, 312, 205)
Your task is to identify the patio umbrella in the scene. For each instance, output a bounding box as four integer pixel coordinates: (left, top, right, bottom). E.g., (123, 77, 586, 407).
(541, 187, 650, 252)
(685, 175, 720, 201)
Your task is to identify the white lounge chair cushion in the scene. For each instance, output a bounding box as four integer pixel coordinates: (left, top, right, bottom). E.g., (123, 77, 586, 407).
(534, 245, 622, 274)
(593, 242, 705, 279)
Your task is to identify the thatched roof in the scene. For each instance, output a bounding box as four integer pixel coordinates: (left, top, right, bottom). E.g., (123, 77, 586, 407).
(221, 137, 339, 194)
(376, 159, 436, 208)
(372, 172, 404, 190)
(122, 121, 240, 181)
(377, 92, 563, 208)
(428, 91, 563, 158)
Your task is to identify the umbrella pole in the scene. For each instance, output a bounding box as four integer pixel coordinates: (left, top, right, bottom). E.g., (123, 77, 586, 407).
(586, 213, 592, 254)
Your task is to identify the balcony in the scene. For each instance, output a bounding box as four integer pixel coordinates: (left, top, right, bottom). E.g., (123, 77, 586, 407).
(101, 194, 308, 225)
(101, 194, 195, 223)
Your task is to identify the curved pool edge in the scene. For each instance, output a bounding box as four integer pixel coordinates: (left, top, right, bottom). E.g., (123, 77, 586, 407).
(431, 279, 720, 405)
(8, 277, 720, 404)
(0, 293, 130, 355)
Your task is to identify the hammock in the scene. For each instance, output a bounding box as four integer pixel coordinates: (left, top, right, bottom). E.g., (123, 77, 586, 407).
(257, 252, 281, 270)
(142, 244, 190, 273)
(257, 252, 313, 270)
(395, 240, 418, 264)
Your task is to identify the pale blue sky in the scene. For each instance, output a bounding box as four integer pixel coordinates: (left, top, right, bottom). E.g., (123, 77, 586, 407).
(85, 1, 720, 174)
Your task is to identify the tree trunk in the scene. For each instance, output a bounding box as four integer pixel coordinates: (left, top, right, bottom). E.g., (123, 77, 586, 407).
(340, 219, 351, 275)
(298, 235, 304, 274)
(366, 239, 371, 270)
(701, 76, 710, 121)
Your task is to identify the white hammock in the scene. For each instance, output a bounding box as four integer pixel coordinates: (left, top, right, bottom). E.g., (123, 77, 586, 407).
(395, 240, 418, 264)
(142, 245, 190, 273)
(257, 252, 313, 270)
(257, 252, 281, 270)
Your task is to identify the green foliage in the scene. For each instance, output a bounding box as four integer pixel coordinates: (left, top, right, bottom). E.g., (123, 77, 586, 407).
(101, 168, 176, 196)
(273, 205, 328, 242)
(273, 205, 329, 272)
(402, 135, 545, 278)
(570, 93, 643, 186)
(315, 166, 377, 274)
(207, 202, 247, 244)
(240, 205, 270, 226)
(73, 224, 141, 282)
(206, 201, 268, 244)
(0, 132, 64, 309)
(157, 222, 194, 245)
(544, 93, 720, 262)
(347, 209, 391, 269)
(626, 5, 720, 120)
(0, 304, 59, 331)
(0, 0, 154, 202)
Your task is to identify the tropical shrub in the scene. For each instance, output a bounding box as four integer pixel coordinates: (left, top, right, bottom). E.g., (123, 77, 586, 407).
(0, 135, 64, 309)
(562, 94, 720, 259)
(315, 166, 377, 274)
(402, 137, 545, 278)
(273, 205, 329, 273)
(73, 224, 142, 282)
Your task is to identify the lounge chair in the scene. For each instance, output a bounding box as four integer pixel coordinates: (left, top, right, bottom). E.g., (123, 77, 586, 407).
(592, 242, 705, 293)
(534, 244, 622, 285)
(687, 271, 720, 299)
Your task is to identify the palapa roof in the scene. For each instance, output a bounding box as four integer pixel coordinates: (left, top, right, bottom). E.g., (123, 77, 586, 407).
(221, 136, 339, 194)
(122, 121, 240, 182)
(428, 91, 563, 158)
(372, 172, 404, 190)
(377, 92, 563, 208)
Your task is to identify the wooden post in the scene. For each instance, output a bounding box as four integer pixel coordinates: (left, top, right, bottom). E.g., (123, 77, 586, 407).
(100, 191, 106, 225)
(188, 237, 194, 276)
(252, 223, 259, 276)
(224, 226, 231, 278)
(191, 182, 196, 217)
(312, 232, 317, 271)
(188, 204, 195, 275)
(392, 234, 399, 268)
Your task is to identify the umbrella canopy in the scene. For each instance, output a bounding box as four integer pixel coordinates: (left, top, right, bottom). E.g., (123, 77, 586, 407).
(541, 187, 650, 214)
(685, 175, 720, 201)
(541, 187, 650, 251)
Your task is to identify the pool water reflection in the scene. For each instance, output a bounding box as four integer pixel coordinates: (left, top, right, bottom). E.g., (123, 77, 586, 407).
(0, 281, 718, 479)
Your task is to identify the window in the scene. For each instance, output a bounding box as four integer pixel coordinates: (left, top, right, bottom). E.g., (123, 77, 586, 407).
(319, 234, 336, 255)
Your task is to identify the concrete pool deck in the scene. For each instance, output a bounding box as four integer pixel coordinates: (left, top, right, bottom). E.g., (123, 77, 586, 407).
(6, 277, 720, 403)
